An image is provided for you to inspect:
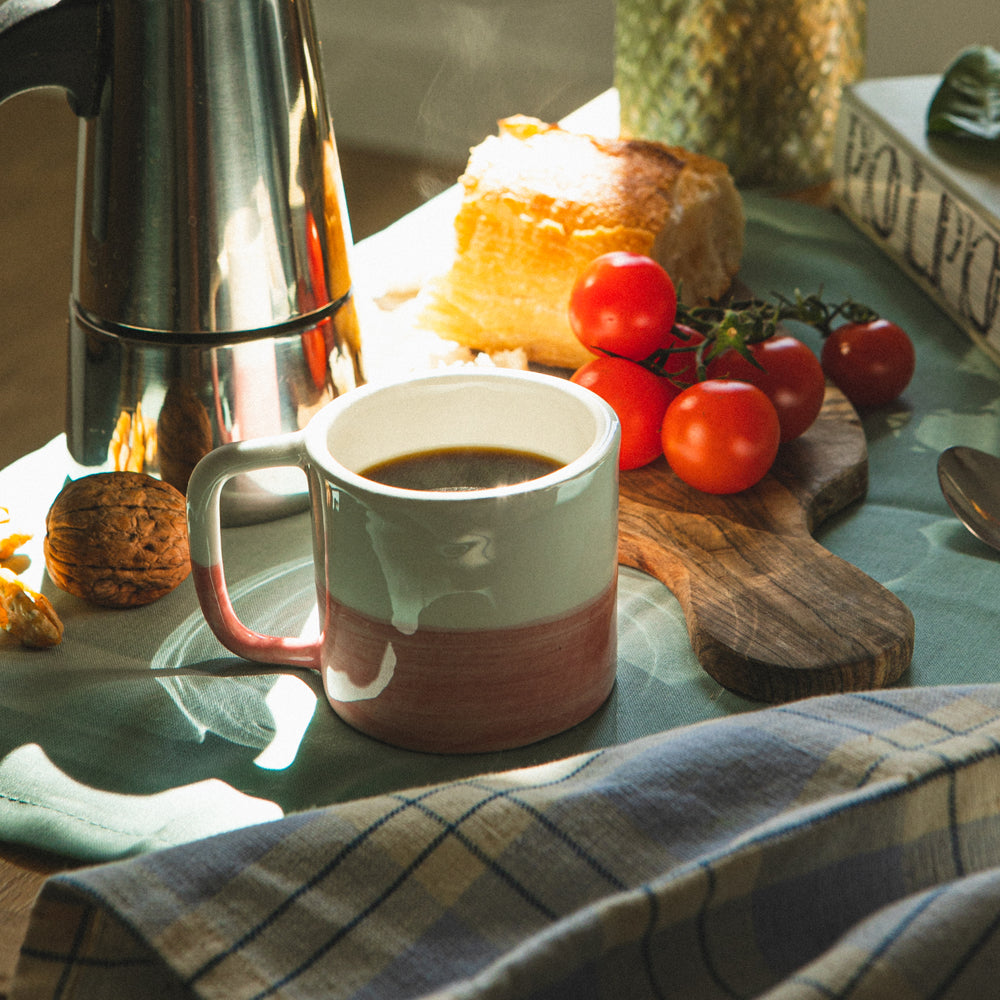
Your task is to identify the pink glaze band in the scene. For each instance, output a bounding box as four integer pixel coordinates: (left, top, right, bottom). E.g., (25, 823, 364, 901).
(323, 574, 618, 753)
(186, 435, 322, 670)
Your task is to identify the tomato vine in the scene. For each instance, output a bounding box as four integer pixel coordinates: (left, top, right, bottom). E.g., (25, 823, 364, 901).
(640, 291, 882, 384)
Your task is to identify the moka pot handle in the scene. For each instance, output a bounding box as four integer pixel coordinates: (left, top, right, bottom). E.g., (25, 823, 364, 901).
(0, 0, 106, 118)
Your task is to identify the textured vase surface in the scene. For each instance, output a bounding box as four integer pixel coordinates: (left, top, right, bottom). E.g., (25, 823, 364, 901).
(615, 0, 866, 189)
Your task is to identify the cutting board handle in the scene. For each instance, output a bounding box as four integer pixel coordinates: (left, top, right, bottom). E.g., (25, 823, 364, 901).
(617, 384, 914, 702)
(620, 507, 914, 702)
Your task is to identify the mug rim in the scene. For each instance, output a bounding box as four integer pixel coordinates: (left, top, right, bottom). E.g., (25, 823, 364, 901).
(301, 367, 620, 500)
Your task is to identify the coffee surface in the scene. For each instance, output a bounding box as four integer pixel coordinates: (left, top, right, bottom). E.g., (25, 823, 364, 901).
(362, 446, 562, 492)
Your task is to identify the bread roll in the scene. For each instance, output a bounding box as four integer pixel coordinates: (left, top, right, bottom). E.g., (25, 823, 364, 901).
(412, 115, 745, 370)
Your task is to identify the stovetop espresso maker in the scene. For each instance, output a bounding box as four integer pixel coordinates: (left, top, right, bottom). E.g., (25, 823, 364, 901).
(0, 0, 363, 523)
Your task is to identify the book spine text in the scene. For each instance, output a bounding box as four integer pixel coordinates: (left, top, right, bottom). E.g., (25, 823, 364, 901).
(833, 99, 1000, 359)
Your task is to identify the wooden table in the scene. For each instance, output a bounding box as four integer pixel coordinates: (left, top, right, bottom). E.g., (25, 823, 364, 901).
(0, 847, 74, 996)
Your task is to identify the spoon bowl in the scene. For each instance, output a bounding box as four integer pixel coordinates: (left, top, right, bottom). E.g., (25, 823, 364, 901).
(937, 445, 1000, 552)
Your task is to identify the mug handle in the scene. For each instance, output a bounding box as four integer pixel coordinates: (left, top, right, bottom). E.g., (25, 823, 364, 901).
(185, 434, 322, 670)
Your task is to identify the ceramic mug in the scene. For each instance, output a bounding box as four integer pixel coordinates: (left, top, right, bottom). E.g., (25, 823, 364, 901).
(186, 368, 621, 753)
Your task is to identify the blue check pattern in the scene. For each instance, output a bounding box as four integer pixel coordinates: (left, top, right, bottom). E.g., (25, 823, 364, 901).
(13, 684, 1000, 999)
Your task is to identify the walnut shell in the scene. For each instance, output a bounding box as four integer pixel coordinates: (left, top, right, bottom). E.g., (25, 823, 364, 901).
(44, 472, 191, 608)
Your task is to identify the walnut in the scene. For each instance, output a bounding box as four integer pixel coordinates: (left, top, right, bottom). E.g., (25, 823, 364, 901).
(1, 569, 63, 647)
(44, 472, 191, 608)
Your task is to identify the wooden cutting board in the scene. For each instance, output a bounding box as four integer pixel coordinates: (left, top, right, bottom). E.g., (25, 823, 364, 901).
(618, 383, 914, 703)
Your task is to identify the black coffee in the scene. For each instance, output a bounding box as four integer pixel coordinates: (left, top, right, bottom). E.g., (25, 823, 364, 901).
(362, 446, 563, 492)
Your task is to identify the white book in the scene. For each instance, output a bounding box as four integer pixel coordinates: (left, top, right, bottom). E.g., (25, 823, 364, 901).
(832, 75, 1000, 364)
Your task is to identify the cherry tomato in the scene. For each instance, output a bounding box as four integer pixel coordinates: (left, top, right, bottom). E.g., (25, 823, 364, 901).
(569, 252, 678, 361)
(706, 335, 825, 442)
(572, 355, 678, 469)
(662, 380, 781, 494)
(820, 319, 915, 410)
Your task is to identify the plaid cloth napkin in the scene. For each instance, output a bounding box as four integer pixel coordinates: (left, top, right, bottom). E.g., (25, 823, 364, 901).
(13, 682, 1000, 999)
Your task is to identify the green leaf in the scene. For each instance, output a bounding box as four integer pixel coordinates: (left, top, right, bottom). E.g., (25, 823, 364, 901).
(927, 45, 1000, 142)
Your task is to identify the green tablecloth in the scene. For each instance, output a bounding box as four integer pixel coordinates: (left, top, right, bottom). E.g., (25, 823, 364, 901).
(0, 193, 997, 866)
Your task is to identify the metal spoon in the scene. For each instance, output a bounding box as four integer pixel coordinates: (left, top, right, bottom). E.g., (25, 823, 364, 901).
(938, 445, 1000, 551)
